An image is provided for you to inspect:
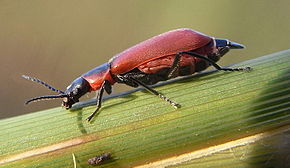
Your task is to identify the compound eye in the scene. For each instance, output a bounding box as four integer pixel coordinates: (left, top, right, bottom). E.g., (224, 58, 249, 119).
(226, 39, 230, 46)
(73, 88, 79, 95)
(73, 88, 81, 95)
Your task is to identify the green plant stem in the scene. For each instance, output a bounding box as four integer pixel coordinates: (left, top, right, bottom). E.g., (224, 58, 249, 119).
(0, 50, 290, 168)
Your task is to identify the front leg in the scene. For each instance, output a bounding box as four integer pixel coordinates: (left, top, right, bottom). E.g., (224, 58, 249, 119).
(86, 80, 111, 122)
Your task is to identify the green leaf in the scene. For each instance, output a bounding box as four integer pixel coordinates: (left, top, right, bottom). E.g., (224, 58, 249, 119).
(0, 50, 289, 168)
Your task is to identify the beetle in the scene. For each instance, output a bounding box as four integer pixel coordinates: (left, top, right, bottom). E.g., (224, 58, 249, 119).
(23, 28, 251, 122)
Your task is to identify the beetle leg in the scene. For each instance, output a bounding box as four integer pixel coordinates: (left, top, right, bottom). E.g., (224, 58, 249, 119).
(86, 80, 111, 122)
(178, 51, 252, 71)
(128, 77, 180, 109)
(167, 53, 181, 78)
(116, 73, 142, 87)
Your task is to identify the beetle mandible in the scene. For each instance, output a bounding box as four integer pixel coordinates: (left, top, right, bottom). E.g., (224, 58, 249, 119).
(23, 28, 251, 121)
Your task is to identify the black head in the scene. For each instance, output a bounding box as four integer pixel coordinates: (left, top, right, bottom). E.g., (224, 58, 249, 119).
(215, 38, 245, 57)
(22, 75, 90, 109)
(62, 77, 90, 109)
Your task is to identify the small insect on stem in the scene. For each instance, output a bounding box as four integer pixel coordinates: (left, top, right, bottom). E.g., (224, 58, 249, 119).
(87, 153, 111, 165)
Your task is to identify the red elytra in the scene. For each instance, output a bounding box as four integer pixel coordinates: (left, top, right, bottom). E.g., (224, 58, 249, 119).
(110, 28, 211, 74)
(23, 28, 250, 122)
(83, 28, 214, 91)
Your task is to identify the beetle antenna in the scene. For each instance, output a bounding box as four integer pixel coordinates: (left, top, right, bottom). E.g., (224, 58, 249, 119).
(22, 75, 65, 94)
(25, 94, 68, 105)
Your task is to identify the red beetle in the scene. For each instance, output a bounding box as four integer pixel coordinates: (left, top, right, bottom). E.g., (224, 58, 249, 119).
(23, 28, 250, 121)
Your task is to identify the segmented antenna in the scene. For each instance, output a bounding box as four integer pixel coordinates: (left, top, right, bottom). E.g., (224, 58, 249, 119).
(25, 94, 67, 104)
(22, 75, 65, 94)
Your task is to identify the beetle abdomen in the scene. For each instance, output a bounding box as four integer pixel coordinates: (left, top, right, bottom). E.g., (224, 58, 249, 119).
(137, 38, 218, 76)
(138, 55, 196, 75)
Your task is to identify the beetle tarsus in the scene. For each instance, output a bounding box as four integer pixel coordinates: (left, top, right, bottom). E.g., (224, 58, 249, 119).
(158, 94, 180, 108)
(86, 103, 101, 122)
(244, 66, 253, 71)
(129, 77, 180, 109)
(86, 111, 97, 122)
(219, 66, 252, 72)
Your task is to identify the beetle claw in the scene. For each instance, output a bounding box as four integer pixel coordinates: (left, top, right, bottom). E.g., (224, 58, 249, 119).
(174, 103, 181, 109)
(244, 66, 253, 71)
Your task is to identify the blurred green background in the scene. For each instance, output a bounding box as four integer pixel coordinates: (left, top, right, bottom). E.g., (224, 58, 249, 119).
(1, 0, 290, 119)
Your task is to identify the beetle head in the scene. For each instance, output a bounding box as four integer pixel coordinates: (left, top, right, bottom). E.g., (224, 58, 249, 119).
(62, 77, 90, 109)
(215, 39, 245, 57)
